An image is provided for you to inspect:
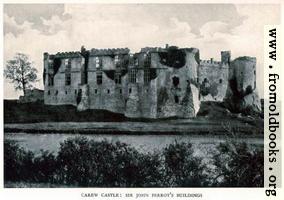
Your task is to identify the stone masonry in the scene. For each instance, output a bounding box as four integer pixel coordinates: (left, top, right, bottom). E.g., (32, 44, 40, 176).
(43, 45, 260, 118)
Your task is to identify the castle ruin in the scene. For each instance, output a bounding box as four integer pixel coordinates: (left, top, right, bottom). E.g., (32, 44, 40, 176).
(43, 45, 261, 118)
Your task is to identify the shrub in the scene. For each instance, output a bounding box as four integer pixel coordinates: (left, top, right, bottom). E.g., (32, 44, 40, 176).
(163, 142, 207, 187)
(4, 140, 57, 184)
(56, 137, 163, 187)
(33, 150, 58, 183)
(4, 137, 263, 188)
(213, 141, 263, 187)
(4, 140, 34, 182)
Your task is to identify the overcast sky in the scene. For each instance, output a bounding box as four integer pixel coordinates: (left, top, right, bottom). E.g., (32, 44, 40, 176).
(4, 4, 280, 99)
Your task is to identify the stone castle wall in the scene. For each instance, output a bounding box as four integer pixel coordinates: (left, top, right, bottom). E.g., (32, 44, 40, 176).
(43, 46, 259, 118)
(198, 59, 229, 101)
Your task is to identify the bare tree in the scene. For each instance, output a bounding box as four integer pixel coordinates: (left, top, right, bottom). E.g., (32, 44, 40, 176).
(4, 53, 38, 96)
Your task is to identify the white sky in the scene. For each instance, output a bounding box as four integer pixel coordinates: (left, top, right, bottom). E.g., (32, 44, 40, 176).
(3, 4, 281, 99)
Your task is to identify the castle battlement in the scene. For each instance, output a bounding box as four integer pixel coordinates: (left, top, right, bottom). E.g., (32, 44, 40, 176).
(55, 51, 83, 58)
(200, 59, 221, 65)
(89, 48, 130, 56)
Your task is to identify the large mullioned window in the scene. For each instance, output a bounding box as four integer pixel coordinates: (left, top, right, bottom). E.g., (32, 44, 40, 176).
(129, 69, 137, 83)
(144, 69, 150, 83)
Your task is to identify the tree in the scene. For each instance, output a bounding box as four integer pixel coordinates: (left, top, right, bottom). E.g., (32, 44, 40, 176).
(4, 53, 38, 96)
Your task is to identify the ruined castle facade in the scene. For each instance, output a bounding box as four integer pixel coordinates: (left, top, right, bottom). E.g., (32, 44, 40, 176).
(43, 45, 260, 118)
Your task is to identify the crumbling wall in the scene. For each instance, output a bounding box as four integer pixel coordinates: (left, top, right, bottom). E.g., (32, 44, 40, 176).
(198, 60, 229, 101)
(147, 48, 200, 118)
(44, 54, 83, 106)
(225, 56, 261, 114)
(87, 55, 126, 114)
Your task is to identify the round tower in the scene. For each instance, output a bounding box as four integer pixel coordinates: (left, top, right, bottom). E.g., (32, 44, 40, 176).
(231, 56, 256, 94)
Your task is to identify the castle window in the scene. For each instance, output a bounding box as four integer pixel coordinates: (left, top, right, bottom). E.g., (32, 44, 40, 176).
(95, 89, 97, 94)
(75, 90, 77, 94)
(172, 76, 180, 87)
(107, 89, 110, 94)
(254, 70, 256, 75)
(114, 55, 119, 65)
(129, 88, 132, 94)
(64, 59, 69, 66)
(144, 69, 150, 83)
(55, 90, 58, 95)
(144, 54, 151, 68)
(65, 59, 71, 85)
(95, 57, 102, 68)
(204, 78, 208, 82)
(65, 73, 71, 85)
(48, 75, 54, 86)
(174, 95, 179, 103)
(65, 91, 68, 95)
(129, 69, 137, 83)
(134, 58, 139, 66)
(47, 90, 50, 95)
(97, 71, 103, 85)
(196, 78, 199, 83)
(115, 72, 122, 84)
(120, 89, 122, 94)
(219, 79, 223, 84)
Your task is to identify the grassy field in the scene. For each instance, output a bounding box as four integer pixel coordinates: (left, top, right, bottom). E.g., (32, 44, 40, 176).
(4, 100, 263, 135)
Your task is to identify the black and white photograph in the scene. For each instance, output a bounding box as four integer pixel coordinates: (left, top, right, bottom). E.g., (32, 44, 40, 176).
(1, 2, 281, 194)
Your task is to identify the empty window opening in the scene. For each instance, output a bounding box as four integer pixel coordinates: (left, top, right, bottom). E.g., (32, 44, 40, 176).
(172, 76, 180, 87)
(75, 90, 77, 94)
(107, 89, 110, 94)
(55, 90, 58, 95)
(134, 58, 139, 66)
(204, 78, 208, 82)
(174, 95, 179, 103)
(95, 57, 102, 68)
(120, 89, 122, 94)
(114, 55, 119, 65)
(95, 89, 97, 94)
(65, 59, 72, 86)
(65, 91, 68, 95)
(144, 69, 150, 83)
(219, 79, 223, 84)
(65, 73, 71, 85)
(129, 88, 132, 94)
(97, 71, 103, 85)
(115, 72, 122, 84)
(48, 75, 54, 86)
(47, 90, 50, 95)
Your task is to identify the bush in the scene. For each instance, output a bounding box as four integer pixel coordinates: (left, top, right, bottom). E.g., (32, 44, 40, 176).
(4, 140, 34, 182)
(4, 140, 57, 183)
(4, 137, 263, 187)
(33, 150, 58, 183)
(56, 137, 163, 187)
(163, 142, 207, 187)
(213, 141, 263, 187)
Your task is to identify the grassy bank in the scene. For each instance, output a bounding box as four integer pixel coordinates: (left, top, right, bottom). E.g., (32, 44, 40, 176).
(4, 100, 263, 135)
